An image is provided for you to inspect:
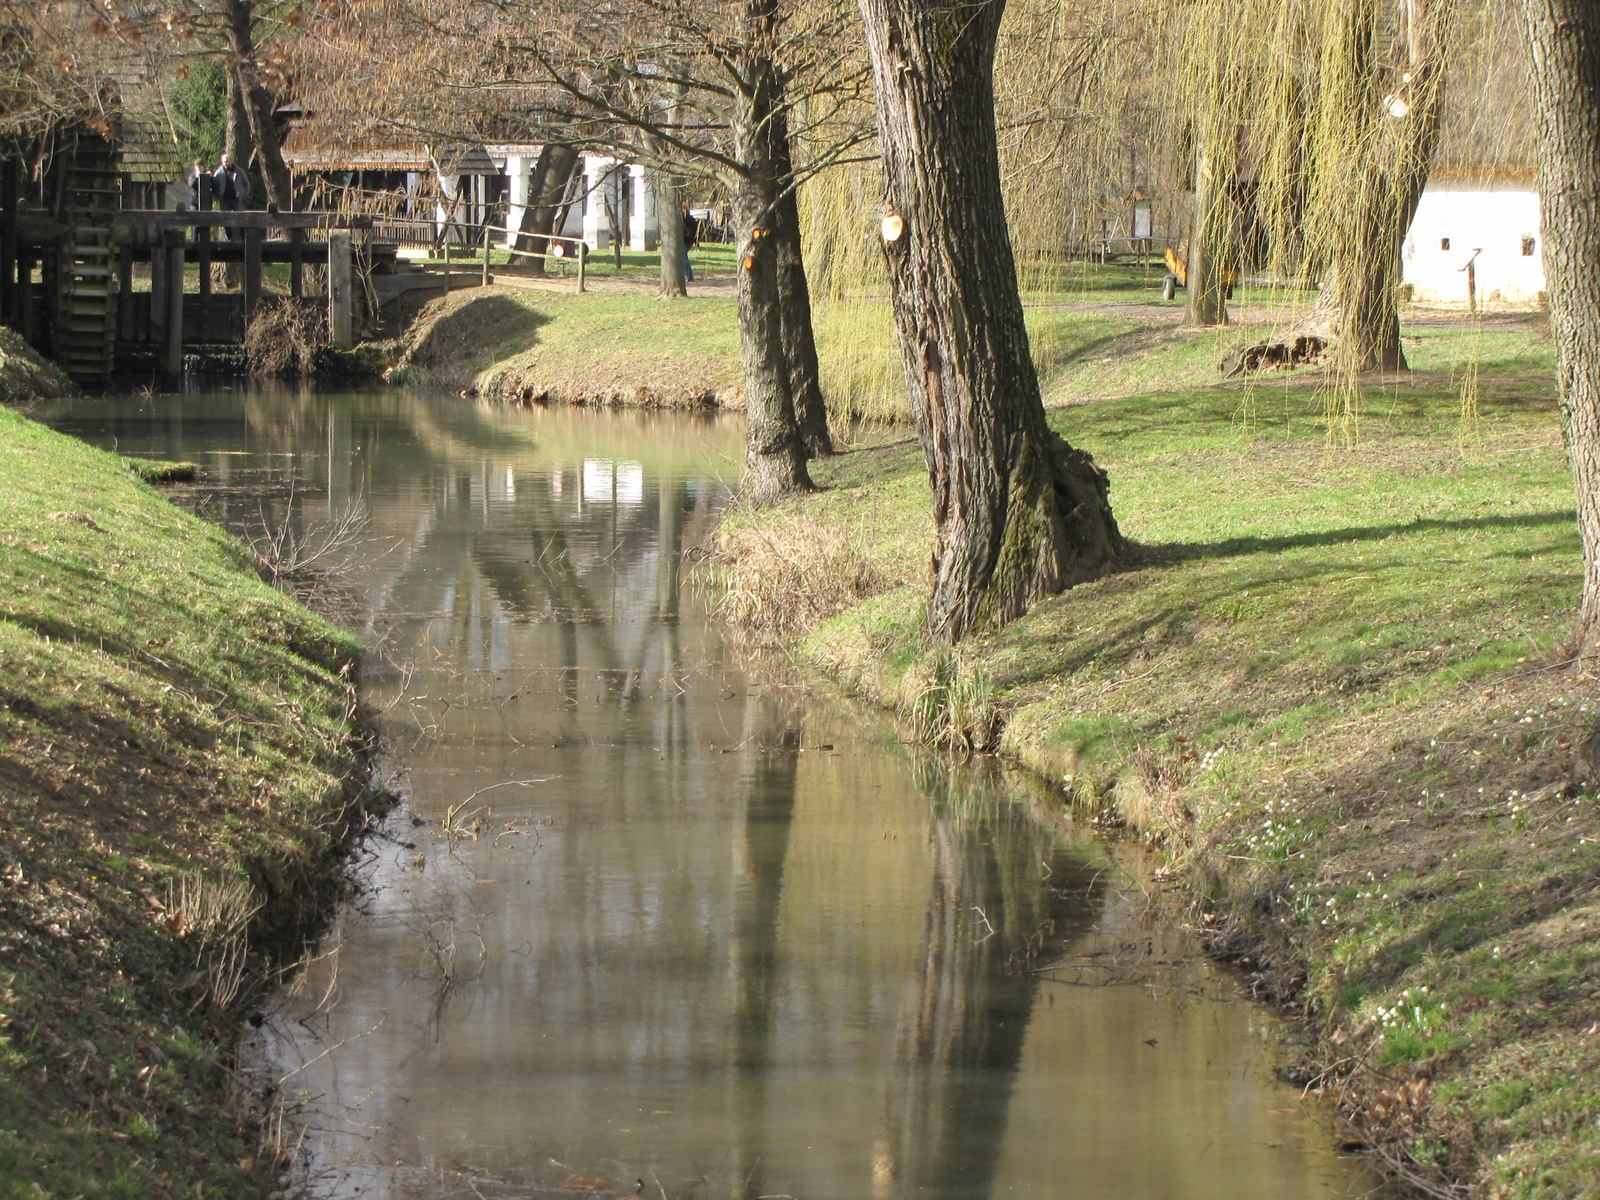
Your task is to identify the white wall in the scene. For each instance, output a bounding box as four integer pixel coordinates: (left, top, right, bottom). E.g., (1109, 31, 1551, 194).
(1403, 185, 1545, 308)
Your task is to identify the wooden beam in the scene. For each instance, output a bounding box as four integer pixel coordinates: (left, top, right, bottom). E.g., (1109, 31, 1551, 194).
(197, 172, 212, 301)
(290, 227, 304, 297)
(121, 211, 374, 231)
(162, 229, 184, 379)
(149, 242, 167, 349)
(243, 226, 263, 320)
(328, 230, 353, 350)
(117, 245, 133, 343)
(17, 251, 32, 345)
(1, 159, 16, 326)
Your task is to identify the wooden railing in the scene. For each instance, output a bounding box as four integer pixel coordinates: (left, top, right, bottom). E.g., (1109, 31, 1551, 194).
(373, 214, 593, 294)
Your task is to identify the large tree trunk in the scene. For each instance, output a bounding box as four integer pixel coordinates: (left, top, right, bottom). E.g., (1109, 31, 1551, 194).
(731, 2, 813, 505)
(222, 0, 291, 209)
(1519, 0, 1600, 654)
(223, 71, 250, 166)
(858, 0, 1121, 642)
(1318, 0, 1444, 373)
(511, 142, 579, 274)
(655, 171, 688, 298)
(1185, 133, 1230, 327)
(772, 118, 834, 456)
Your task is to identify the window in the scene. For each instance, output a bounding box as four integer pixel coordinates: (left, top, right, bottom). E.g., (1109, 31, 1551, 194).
(1522, 235, 1537, 257)
(1440, 237, 1451, 251)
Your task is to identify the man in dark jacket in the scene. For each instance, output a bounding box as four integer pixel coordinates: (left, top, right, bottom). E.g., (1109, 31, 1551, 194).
(681, 202, 697, 283)
(214, 153, 250, 240)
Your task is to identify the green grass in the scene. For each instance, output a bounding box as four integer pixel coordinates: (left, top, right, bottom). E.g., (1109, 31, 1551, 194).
(722, 316, 1600, 1194)
(391, 284, 743, 405)
(0, 404, 367, 1199)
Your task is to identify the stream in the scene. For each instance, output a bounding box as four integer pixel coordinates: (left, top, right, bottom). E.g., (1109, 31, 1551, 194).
(46, 386, 1395, 1200)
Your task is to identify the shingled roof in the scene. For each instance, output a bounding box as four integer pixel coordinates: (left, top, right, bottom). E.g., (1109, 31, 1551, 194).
(108, 56, 184, 184)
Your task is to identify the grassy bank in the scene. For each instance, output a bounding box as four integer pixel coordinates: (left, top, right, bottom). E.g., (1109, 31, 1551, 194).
(386, 284, 744, 407)
(0, 400, 373, 1199)
(713, 319, 1600, 1197)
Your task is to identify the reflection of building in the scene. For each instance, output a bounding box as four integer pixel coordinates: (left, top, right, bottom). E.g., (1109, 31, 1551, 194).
(1403, 168, 1544, 308)
(581, 459, 645, 508)
(278, 125, 659, 252)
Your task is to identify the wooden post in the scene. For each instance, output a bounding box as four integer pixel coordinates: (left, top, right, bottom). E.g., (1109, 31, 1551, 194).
(17, 251, 32, 346)
(243, 225, 263, 320)
(163, 228, 185, 380)
(196, 173, 212, 301)
(290, 227, 304, 297)
(481, 222, 491, 287)
(576, 241, 586, 294)
(328, 229, 353, 350)
(117, 244, 133, 342)
(1, 159, 16, 326)
(149, 241, 167, 349)
(442, 234, 451, 294)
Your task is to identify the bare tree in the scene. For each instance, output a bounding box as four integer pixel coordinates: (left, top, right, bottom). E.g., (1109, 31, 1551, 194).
(294, 0, 865, 493)
(856, 0, 1122, 641)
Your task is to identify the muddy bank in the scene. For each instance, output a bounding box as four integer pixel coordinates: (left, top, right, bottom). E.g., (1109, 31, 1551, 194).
(0, 402, 379, 1199)
(384, 286, 744, 410)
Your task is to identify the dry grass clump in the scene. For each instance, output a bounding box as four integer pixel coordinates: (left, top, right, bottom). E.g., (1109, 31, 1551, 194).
(708, 511, 885, 645)
(244, 298, 328, 377)
(907, 650, 1005, 753)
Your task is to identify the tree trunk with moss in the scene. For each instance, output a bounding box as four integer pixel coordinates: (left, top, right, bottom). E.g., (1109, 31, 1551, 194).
(1185, 133, 1230, 327)
(857, 0, 1122, 642)
(1316, 0, 1444, 373)
(771, 117, 833, 457)
(1519, 0, 1600, 654)
(655, 171, 688, 298)
(511, 142, 579, 275)
(222, 0, 290, 210)
(732, 0, 814, 505)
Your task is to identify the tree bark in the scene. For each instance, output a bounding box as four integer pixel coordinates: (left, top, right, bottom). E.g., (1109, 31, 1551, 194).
(772, 119, 834, 457)
(510, 143, 578, 271)
(857, 0, 1122, 642)
(1519, 0, 1600, 654)
(1318, 0, 1444, 373)
(221, 0, 291, 210)
(223, 70, 250, 166)
(1185, 134, 1230, 327)
(511, 142, 579, 273)
(731, 1, 813, 505)
(655, 171, 688, 298)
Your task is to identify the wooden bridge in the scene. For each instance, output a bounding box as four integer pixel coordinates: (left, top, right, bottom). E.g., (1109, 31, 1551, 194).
(1, 152, 383, 386)
(0, 142, 593, 387)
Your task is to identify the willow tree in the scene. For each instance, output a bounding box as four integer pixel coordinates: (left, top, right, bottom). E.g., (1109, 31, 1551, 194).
(1518, 0, 1600, 655)
(856, 0, 1122, 642)
(1183, 0, 1450, 372)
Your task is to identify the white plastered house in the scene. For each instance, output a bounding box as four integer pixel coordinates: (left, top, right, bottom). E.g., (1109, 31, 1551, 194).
(1402, 167, 1544, 308)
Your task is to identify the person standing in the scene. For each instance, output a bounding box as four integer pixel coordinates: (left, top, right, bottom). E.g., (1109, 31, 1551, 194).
(681, 201, 698, 283)
(186, 160, 206, 210)
(213, 153, 250, 240)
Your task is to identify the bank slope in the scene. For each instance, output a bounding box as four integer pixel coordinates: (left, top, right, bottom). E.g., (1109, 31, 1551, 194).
(717, 337, 1600, 1196)
(0, 406, 369, 1200)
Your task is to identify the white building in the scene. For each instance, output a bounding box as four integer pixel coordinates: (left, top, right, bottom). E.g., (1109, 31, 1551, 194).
(1402, 169, 1544, 308)
(488, 147, 658, 253)
(279, 126, 659, 254)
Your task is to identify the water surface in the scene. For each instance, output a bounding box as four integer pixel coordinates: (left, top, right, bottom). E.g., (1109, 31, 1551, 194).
(48, 387, 1391, 1200)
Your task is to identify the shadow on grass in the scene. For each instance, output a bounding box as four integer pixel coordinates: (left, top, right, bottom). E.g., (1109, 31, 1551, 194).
(1148, 509, 1575, 563)
(412, 294, 551, 370)
(988, 511, 1576, 692)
